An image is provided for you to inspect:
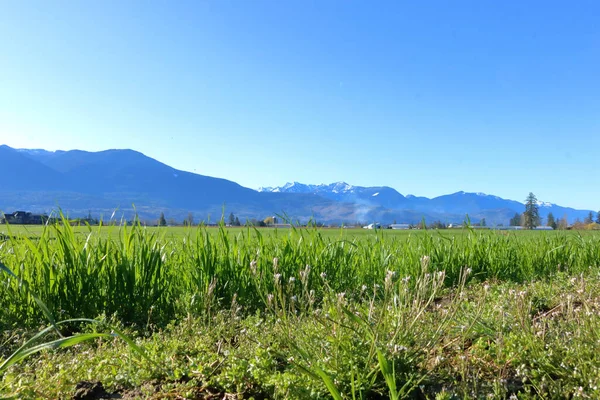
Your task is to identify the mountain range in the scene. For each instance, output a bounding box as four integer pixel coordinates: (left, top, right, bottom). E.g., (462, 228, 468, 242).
(0, 145, 594, 225)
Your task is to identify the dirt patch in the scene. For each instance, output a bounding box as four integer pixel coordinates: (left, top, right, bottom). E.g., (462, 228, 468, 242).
(73, 381, 121, 399)
(72, 380, 266, 400)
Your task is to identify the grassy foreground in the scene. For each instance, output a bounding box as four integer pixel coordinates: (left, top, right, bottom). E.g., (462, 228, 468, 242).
(1, 223, 600, 399)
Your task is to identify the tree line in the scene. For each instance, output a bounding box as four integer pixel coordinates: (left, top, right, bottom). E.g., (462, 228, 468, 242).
(509, 193, 600, 229)
(155, 193, 599, 229)
(156, 212, 279, 227)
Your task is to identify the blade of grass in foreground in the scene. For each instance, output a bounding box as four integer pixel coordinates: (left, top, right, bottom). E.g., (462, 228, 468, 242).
(1, 331, 111, 374)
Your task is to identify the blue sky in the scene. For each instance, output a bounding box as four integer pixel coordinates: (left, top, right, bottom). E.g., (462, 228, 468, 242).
(1, 1, 599, 209)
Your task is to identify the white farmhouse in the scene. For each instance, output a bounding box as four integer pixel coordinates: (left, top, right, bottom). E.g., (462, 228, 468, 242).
(362, 223, 381, 229)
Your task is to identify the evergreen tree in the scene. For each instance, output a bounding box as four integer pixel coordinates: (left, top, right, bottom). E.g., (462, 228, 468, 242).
(234, 216, 241, 226)
(228, 212, 235, 226)
(597, 211, 600, 224)
(509, 212, 521, 226)
(523, 192, 540, 229)
(480, 218, 486, 227)
(158, 212, 167, 227)
(584, 211, 594, 224)
(546, 212, 557, 229)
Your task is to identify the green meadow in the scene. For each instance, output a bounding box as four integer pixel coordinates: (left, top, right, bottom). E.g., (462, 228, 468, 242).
(1, 222, 600, 399)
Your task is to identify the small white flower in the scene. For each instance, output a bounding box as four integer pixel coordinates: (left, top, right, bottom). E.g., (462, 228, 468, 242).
(393, 345, 407, 353)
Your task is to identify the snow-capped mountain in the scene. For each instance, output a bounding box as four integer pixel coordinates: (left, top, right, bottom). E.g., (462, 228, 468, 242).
(537, 201, 555, 208)
(260, 182, 410, 209)
(259, 182, 356, 195)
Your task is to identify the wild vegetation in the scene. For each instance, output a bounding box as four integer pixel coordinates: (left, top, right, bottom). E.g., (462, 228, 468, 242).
(1, 220, 600, 399)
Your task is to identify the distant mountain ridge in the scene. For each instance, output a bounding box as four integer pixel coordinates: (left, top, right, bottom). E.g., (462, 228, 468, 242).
(259, 182, 593, 225)
(0, 145, 595, 225)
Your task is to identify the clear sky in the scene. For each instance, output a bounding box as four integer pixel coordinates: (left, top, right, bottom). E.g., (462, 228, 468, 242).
(1, 1, 599, 209)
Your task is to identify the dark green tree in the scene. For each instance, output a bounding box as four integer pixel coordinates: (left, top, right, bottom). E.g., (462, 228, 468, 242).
(480, 218, 486, 227)
(509, 213, 522, 226)
(546, 212, 557, 229)
(234, 216, 241, 226)
(523, 192, 540, 229)
(596, 211, 600, 224)
(584, 211, 594, 224)
(228, 212, 235, 226)
(158, 212, 167, 227)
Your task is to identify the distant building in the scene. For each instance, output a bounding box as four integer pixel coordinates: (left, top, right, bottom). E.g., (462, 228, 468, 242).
(448, 223, 463, 229)
(389, 224, 410, 230)
(363, 223, 381, 229)
(0, 211, 47, 225)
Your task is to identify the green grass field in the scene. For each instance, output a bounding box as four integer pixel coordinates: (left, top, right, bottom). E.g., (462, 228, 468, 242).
(2, 222, 600, 399)
(4, 223, 599, 240)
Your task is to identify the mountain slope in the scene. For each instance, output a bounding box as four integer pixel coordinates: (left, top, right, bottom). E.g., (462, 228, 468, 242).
(8, 146, 341, 221)
(19, 148, 265, 206)
(0, 145, 66, 191)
